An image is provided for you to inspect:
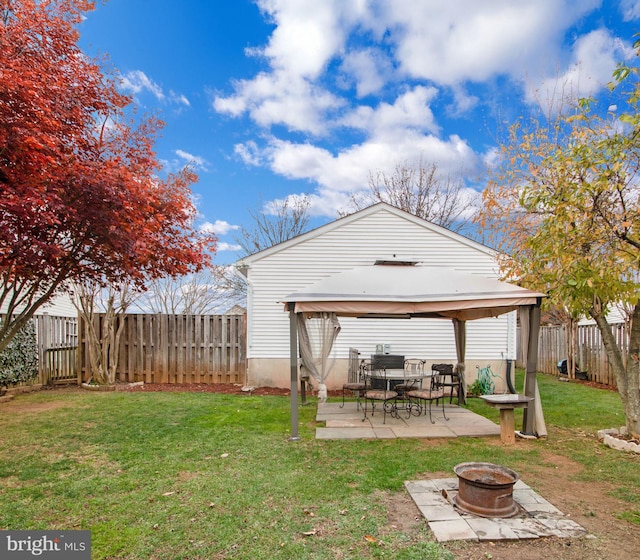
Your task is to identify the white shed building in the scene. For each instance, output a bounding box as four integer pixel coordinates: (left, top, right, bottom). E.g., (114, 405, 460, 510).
(237, 203, 517, 390)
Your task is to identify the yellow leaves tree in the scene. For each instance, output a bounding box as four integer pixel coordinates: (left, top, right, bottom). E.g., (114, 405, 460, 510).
(478, 57, 640, 435)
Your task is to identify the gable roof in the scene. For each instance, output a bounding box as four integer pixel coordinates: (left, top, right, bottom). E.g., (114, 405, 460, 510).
(236, 202, 495, 267)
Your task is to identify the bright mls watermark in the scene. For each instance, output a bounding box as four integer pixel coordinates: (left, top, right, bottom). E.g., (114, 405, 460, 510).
(0, 531, 90, 559)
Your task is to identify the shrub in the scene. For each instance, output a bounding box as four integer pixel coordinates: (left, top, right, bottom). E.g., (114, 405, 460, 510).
(0, 321, 38, 392)
(467, 379, 483, 397)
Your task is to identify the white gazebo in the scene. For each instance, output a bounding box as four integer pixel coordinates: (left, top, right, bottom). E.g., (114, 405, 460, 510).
(282, 263, 546, 440)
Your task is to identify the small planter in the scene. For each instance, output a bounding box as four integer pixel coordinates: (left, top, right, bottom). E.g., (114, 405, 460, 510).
(81, 383, 116, 392)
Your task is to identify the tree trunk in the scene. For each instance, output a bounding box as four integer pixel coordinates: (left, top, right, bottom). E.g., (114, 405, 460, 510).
(592, 303, 640, 436)
(75, 283, 131, 386)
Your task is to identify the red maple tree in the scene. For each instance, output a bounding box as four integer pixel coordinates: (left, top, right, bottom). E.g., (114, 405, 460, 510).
(0, 0, 216, 351)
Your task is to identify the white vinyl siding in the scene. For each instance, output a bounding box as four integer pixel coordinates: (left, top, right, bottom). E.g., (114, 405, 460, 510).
(243, 205, 513, 363)
(0, 292, 77, 318)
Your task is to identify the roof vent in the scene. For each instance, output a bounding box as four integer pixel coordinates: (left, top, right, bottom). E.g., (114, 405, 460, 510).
(374, 260, 418, 266)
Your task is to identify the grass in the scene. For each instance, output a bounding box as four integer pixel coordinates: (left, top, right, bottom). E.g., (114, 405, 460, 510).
(0, 372, 638, 559)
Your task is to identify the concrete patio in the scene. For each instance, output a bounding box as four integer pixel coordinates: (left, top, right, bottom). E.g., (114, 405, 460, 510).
(315, 400, 501, 440)
(315, 402, 589, 544)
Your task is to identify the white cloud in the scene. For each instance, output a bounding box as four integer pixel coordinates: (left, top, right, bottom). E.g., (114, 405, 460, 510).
(447, 86, 479, 116)
(215, 71, 344, 135)
(255, 0, 365, 79)
(456, 186, 485, 220)
(120, 70, 190, 107)
(200, 220, 240, 236)
(380, 0, 599, 85)
(339, 47, 391, 97)
(340, 86, 440, 136)
(170, 91, 191, 107)
(214, 0, 605, 129)
(482, 147, 502, 170)
(214, 0, 621, 219)
(216, 242, 243, 252)
(525, 29, 627, 112)
(121, 70, 165, 100)
(307, 188, 354, 217)
(620, 0, 640, 21)
(176, 149, 208, 170)
(234, 141, 263, 166)
(249, 130, 478, 194)
(213, 0, 365, 134)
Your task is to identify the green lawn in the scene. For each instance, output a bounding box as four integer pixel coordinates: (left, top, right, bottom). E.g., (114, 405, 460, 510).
(0, 372, 638, 559)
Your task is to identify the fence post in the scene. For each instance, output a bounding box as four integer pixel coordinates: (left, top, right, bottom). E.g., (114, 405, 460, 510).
(40, 314, 51, 385)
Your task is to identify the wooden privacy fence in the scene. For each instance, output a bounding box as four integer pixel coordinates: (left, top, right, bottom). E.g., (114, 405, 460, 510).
(44, 346, 79, 385)
(78, 314, 247, 385)
(34, 314, 79, 385)
(520, 322, 628, 387)
(535, 325, 563, 376)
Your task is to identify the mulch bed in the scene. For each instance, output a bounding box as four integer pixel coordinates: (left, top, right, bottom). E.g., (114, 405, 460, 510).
(118, 382, 347, 397)
(119, 383, 292, 396)
(45, 376, 619, 398)
(567, 378, 618, 392)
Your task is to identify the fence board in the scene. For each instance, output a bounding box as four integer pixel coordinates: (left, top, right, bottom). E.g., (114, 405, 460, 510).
(194, 315, 202, 383)
(32, 315, 79, 384)
(78, 313, 246, 385)
(530, 322, 627, 387)
(159, 314, 168, 383)
(45, 346, 78, 384)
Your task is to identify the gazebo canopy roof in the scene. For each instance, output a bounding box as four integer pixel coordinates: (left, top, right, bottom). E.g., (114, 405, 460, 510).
(283, 264, 545, 321)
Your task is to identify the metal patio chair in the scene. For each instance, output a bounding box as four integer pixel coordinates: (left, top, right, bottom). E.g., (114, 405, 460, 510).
(341, 358, 367, 410)
(361, 363, 398, 424)
(406, 370, 449, 423)
(432, 363, 461, 404)
(394, 358, 426, 396)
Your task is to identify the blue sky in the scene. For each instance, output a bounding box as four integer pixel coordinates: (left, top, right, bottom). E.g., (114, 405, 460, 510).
(78, 0, 640, 264)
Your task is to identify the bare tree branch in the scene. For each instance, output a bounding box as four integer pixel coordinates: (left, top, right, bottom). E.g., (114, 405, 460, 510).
(340, 157, 472, 232)
(138, 267, 246, 314)
(235, 195, 311, 256)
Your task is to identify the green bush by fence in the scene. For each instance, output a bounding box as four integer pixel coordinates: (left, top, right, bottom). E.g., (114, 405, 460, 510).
(0, 321, 38, 391)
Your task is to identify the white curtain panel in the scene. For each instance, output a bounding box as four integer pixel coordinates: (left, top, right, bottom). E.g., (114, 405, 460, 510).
(297, 312, 341, 402)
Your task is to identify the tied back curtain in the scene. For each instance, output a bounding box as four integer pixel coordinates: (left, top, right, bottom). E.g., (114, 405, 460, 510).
(453, 318, 467, 404)
(297, 312, 341, 402)
(519, 306, 547, 437)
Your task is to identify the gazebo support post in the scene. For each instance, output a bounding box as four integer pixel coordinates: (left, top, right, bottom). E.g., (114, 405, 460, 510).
(289, 304, 300, 441)
(522, 301, 542, 435)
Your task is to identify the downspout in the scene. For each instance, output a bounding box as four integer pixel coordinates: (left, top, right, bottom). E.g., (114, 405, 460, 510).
(506, 309, 516, 394)
(236, 262, 251, 388)
(506, 360, 516, 394)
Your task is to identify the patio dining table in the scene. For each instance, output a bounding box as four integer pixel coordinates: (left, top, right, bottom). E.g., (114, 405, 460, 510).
(369, 368, 431, 391)
(368, 368, 433, 419)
